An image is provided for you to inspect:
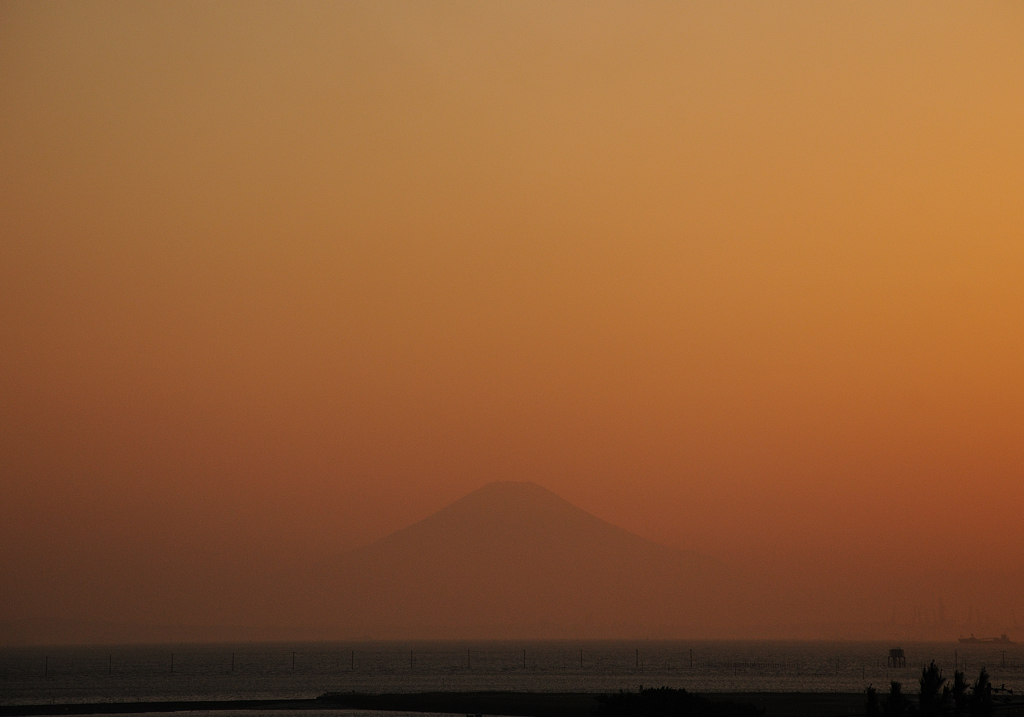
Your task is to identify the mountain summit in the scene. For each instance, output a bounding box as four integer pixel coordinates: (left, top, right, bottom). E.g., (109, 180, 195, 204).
(317, 482, 738, 638)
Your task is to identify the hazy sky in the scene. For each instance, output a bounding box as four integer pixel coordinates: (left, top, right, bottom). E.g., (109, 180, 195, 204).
(2, 1, 1023, 636)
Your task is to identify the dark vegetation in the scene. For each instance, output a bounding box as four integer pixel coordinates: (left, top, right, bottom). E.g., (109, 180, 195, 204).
(866, 664, 1000, 717)
(969, 667, 994, 717)
(318, 691, 599, 717)
(883, 680, 909, 717)
(319, 689, 765, 717)
(919, 661, 946, 716)
(866, 684, 881, 717)
(319, 691, 874, 717)
(952, 669, 970, 714)
(597, 687, 763, 717)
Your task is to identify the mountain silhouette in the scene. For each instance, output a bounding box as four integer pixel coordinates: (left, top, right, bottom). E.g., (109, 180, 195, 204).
(314, 482, 742, 638)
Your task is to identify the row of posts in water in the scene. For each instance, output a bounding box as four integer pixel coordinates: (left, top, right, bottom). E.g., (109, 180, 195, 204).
(33, 649, 1019, 676)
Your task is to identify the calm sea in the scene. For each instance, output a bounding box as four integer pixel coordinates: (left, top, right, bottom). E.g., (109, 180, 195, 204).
(2, 641, 1021, 705)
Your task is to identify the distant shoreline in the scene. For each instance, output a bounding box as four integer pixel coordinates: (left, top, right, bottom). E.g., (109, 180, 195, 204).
(6, 691, 1024, 717)
(0, 700, 322, 717)
(0, 691, 877, 717)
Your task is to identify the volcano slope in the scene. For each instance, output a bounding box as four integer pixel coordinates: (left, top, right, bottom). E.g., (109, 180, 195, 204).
(315, 481, 745, 638)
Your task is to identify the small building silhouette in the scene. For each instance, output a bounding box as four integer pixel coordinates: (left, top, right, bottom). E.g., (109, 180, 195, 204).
(888, 648, 906, 668)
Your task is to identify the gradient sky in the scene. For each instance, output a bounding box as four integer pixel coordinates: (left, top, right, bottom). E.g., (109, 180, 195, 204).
(1, 1, 1023, 637)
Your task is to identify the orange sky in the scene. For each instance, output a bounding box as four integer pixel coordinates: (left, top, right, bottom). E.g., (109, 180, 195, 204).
(1, 1, 1023, 640)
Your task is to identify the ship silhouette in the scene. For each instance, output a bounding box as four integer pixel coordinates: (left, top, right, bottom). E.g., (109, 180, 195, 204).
(958, 633, 1015, 644)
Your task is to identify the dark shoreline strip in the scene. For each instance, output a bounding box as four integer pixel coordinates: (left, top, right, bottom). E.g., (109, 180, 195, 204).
(0, 700, 323, 717)
(5, 692, 1022, 717)
(0, 694, 601, 717)
(323, 692, 599, 717)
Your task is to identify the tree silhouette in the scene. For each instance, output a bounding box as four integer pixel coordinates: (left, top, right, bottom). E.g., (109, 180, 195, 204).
(951, 670, 969, 715)
(883, 681, 909, 717)
(918, 661, 947, 716)
(969, 667, 993, 716)
(596, 687, 762, 717)
(866, 685, 882, 717)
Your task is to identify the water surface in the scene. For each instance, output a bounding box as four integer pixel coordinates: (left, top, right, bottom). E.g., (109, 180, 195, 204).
(2, 641, 1021, 705)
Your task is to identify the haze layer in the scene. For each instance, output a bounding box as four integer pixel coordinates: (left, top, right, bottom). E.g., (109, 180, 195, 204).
(1, 2, 1022, 641)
